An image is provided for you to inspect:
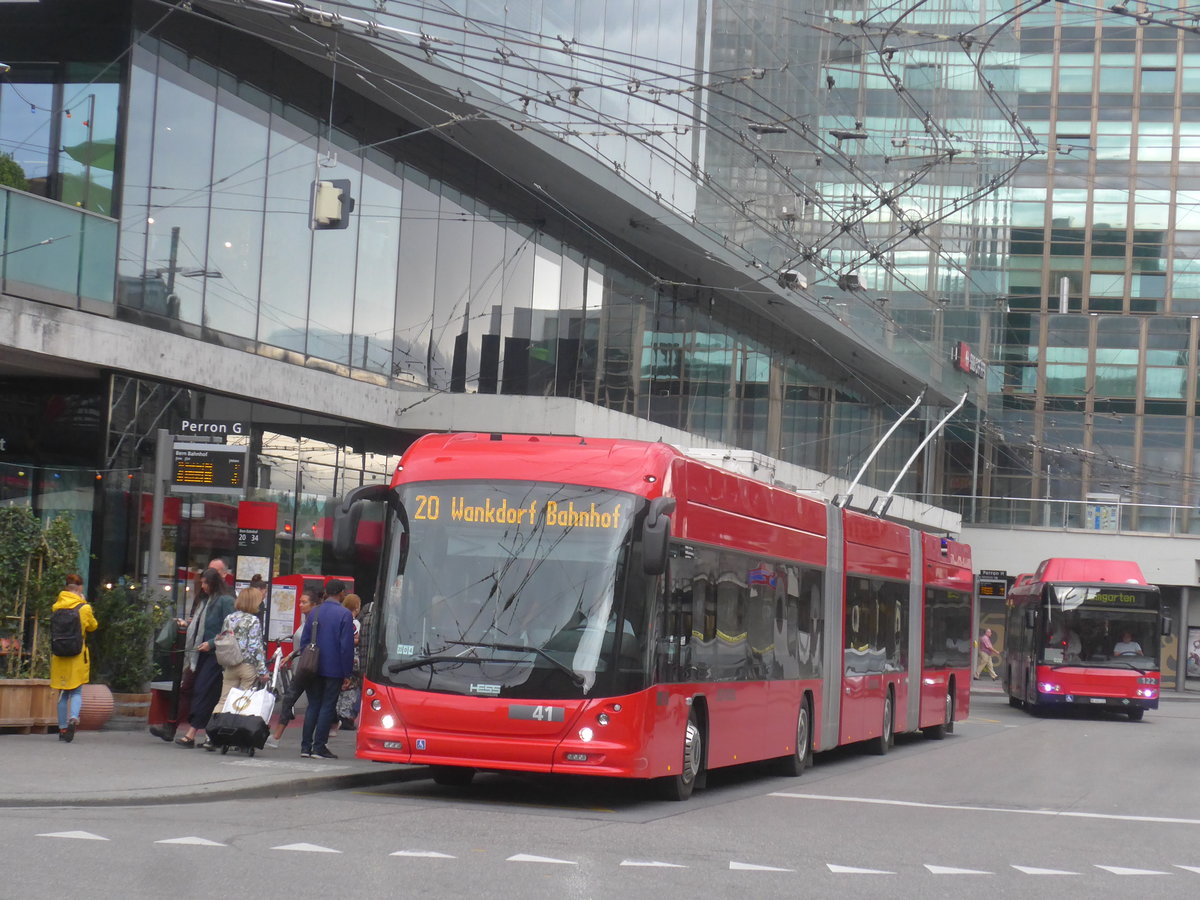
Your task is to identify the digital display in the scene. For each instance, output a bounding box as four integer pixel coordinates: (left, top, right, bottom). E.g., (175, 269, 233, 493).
(171, 443, 246, 494)
(977, 578, 1006, 597)
(413, 491, 625, 530)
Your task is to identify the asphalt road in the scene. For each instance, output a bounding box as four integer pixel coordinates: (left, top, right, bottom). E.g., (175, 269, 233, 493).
(5, 692, 1200, 900)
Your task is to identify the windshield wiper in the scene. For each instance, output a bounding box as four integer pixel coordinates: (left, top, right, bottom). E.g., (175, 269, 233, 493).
(1102, 660, 1153, 674)
(445, 639, 586, 687)
(387, 654, 475, 674)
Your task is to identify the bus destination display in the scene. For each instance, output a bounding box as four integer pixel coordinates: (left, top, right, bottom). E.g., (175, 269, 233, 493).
(171, 442, 247, 494)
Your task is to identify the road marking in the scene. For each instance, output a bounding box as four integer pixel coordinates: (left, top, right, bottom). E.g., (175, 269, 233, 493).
(730, 861, 793, 871)
(37, 831, 108, 841)
(620, 860, 686, 868)
(272, 842, 341, 853)
(1176, 865, 1200, 874)
(827, 864, 894, 874)
(926, 865, 992, 875)
(1012, 865, 1078, 875)
(507, 854, 576, 865)
(390, 850, 456, 858)
(1095, 865, 1168, 875)
(156, 837, 226, 846)
(771, 792, 1200, 826)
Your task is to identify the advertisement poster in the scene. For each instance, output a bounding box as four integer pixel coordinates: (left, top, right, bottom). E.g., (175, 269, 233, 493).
(1188, 627, 1200, 678)
(269, 583, 298, 642)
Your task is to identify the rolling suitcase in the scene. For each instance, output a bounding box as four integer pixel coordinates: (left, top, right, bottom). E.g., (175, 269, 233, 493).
(206, 666, 277, 756)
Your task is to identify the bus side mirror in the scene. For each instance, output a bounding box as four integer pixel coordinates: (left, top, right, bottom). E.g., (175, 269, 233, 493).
(1162, 616, 1173, 637)
(1024, 608, 1036, 630)
(642, 496, 676, 576)
(332, 483, 404, 560)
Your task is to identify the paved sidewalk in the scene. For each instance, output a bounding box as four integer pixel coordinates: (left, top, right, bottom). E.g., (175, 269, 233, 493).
(2, 721, 419, 808)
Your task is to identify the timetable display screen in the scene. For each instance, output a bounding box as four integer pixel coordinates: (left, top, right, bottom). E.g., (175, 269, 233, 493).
(171, 443, 247, 494)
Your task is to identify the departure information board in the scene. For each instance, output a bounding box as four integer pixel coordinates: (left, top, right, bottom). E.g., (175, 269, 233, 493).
(171, 442, 247, 494)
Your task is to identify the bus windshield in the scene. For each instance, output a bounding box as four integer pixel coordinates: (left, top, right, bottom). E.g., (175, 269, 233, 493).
(1041, 584, 1161, 669)
(373, 480, 645, 699)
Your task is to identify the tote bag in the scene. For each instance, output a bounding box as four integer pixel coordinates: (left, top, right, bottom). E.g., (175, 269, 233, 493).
(223, 685, 276, 722)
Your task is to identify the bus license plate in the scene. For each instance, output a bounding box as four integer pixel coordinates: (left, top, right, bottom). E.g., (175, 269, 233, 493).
(509, 704, 565, 722)
(1089, 698, 1106, 704)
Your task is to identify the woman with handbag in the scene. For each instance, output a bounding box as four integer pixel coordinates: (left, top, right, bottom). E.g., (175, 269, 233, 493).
(211, 587, 268, 722)
(266, 591, 313, 748)
(174, 568, 235, 748)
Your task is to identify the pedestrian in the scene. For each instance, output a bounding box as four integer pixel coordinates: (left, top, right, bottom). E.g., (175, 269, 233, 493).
(976, 627, 999, 681)
(335, 592, 363, 731)
(150, 570, 207, 743)
(266, 591, 313, 749)
(297, 588, 355, 759)
(211, 587, 268, 718)
(174, 567, 235, 749)
(49, 574, 98, 743)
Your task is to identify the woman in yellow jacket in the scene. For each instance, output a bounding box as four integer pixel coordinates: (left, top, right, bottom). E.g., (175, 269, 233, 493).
(49, 574, 99, 743)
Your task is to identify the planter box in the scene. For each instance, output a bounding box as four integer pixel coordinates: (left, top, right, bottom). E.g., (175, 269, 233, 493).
(0, 678, 55, 733)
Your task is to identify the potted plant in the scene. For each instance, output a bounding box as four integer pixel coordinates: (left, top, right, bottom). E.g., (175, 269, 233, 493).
(0, 509, 80, 730)
(89, 583, 161, 725)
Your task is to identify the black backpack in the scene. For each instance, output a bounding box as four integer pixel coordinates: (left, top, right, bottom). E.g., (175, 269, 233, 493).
(51, 605, 84, 657)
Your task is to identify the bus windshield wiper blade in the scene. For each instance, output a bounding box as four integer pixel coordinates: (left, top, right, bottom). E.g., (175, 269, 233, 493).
(387, 654, 475, 673)
(1104, 660, 1152, 673)
(445, 639, 586, 687)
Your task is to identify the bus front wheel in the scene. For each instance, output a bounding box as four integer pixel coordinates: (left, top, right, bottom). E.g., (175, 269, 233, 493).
(658, 709, 703, 801)
(775, 697, 812, 776)
(1127, 708, 1145, 722)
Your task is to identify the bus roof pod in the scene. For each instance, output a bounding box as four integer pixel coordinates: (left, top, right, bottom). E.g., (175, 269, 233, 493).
(1031, 558, 1148, 585)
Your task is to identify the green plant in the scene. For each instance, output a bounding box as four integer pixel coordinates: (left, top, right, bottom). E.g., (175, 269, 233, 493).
(89, 584, 163, 693)
(0, 509, 81, 678)
(0, 152, 28, 191)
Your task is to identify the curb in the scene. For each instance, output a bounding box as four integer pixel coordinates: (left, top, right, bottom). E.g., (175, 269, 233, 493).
(0, 765, 425, 809)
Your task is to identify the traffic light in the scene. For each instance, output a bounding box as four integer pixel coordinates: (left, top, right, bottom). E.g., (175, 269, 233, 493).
(311, 179, 354, 230)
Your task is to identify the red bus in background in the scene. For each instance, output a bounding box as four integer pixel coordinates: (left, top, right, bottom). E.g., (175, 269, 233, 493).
(1003, 558, 1166, 720)
(336, 432, 973, 799)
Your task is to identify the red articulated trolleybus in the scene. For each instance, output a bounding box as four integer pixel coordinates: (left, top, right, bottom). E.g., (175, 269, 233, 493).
(1003, 558, 1168, 720)
(333, 432, 973, 799)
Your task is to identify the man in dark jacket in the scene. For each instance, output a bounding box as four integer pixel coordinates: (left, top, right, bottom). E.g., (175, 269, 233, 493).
(297, 585, 355, 759)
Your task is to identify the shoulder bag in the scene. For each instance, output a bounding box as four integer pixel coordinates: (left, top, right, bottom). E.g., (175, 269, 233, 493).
(292, 613, 320, 688)
(214, 614, 245, 668)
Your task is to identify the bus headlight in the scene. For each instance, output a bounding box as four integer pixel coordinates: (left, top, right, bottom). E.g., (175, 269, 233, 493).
(596, 713, 610, 726)
(381, 714, 396, 729)
(1038, 681, 1061, 693)
(578, 727, 594, 742)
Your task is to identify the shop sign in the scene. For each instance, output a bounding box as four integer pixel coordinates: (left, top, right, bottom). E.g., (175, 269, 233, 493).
(952, 341, 987, 378)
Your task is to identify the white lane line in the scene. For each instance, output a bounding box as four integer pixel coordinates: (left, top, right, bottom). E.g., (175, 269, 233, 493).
(1176, 865, 1200, 874)
(272, 842, 341, 853)
(827, 864, 894, 874)
(507, 854, 576, 865)
(37, 831, 108, 841)
(1012, 865, 1078, 875)
(730, 861, 794, 871)
(771, 792, 1200, 826)
(1095, 865, 1168, 875)
(620, 860, 686, 868)
(390, 850, 456, 858)
(156, 836, 226, 846)
(926, 865, 992, 875)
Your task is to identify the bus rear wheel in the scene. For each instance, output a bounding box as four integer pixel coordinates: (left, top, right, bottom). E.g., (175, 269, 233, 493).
(658, 709, 703, 801)
(869, 694, 894, 756)
(431, 766, 476, 787)
(775, 698, 812, 776)
(1127, 708, 1145, 722)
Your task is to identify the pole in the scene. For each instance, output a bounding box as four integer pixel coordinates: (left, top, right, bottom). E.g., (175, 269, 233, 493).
(147, 428, 172, 610)
(872, 391, 969, 517)
(838, 389, 925, 508)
